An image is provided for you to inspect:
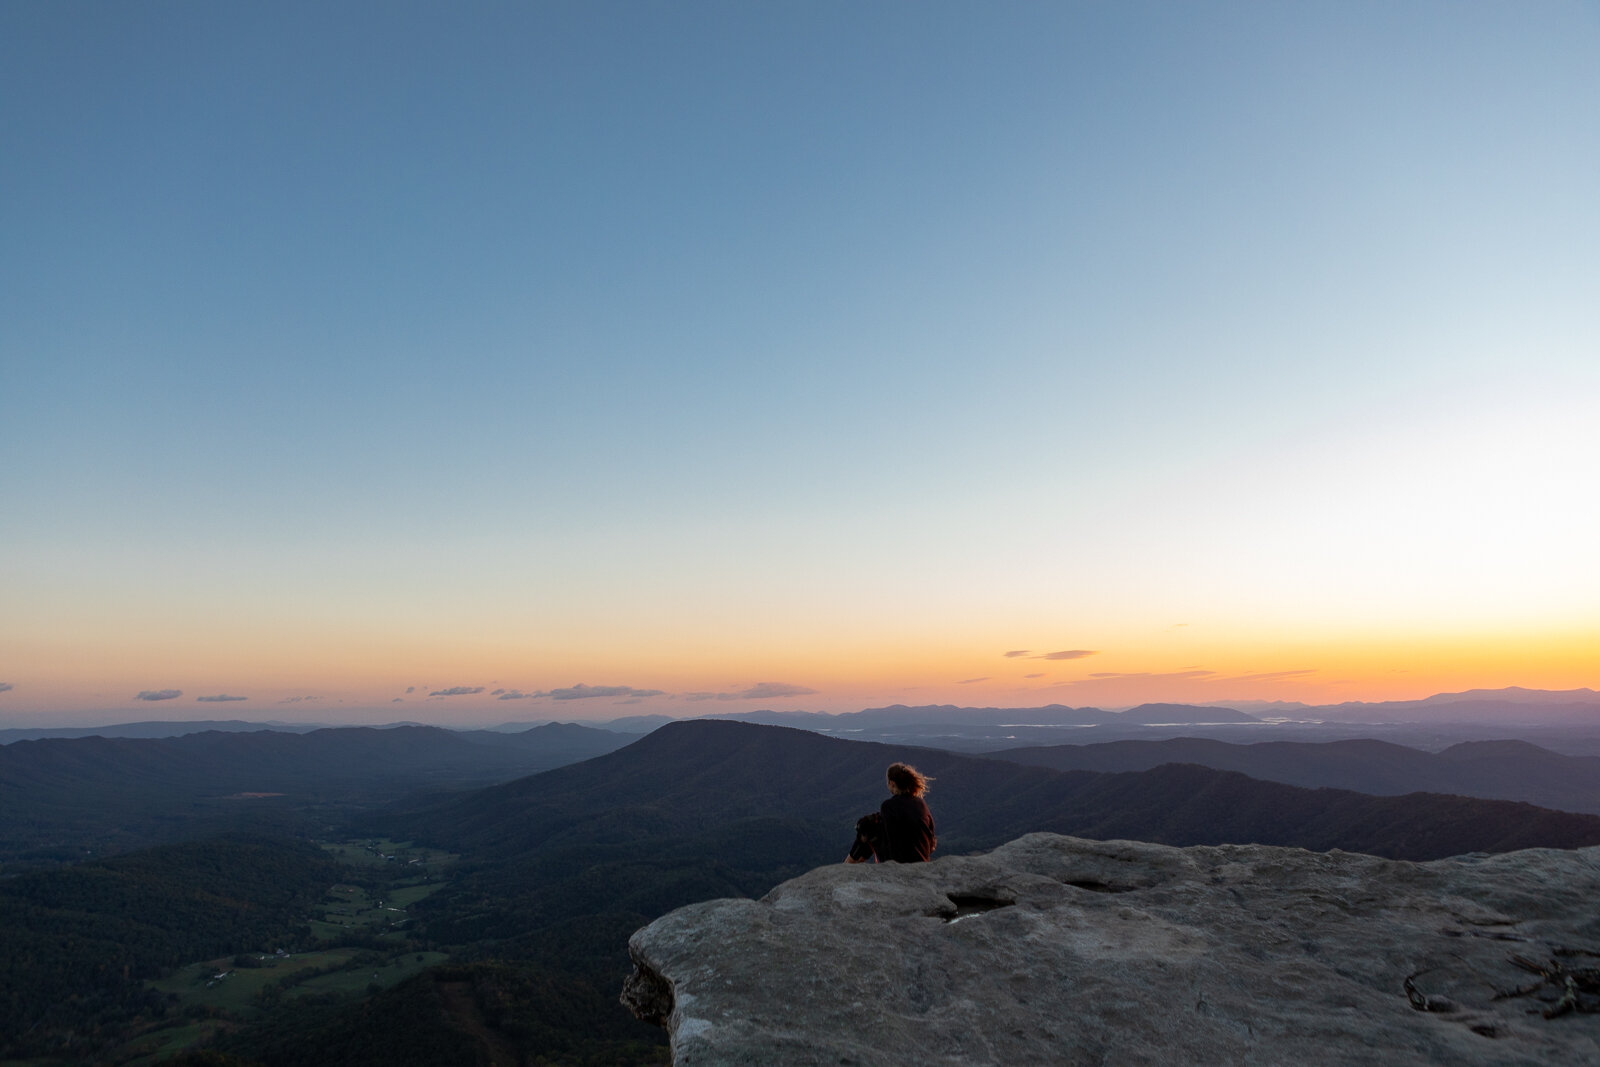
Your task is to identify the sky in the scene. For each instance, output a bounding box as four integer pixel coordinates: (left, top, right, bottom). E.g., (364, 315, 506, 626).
(3, 2, 1597, 725)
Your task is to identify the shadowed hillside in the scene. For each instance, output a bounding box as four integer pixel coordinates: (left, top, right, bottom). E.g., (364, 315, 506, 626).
(388, 719, 1600, 863)
(0, 724, 633, 869)
(368, 719, 1600, 972)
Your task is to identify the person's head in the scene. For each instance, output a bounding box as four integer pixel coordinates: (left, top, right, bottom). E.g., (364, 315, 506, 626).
(886, 762, 931, 797)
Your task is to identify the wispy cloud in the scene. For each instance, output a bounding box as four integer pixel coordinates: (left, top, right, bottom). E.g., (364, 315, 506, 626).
(278, 695, 321, 704)
(1003, 650, 1030, 658)
(429, 686, 486, 697)
(196, 694, 247, 702)
(497, 689, 536, 700)
(543, 684, 665, 701)
(1219, 669, 1317, 684)
(742, 682, 816, 700)
(1024, 673, 1044, 679)
(958, 677, 988, 684)
(405, 686, 415, 694)
(136, 689, 182, 701)
(684, 681, 817, 702)
(0, 682, 12, 693)
(1037, 650, 1097, 661)
(1082, 670, 1215, 683)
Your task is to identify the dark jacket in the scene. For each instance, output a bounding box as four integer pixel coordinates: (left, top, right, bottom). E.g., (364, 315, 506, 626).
(879, 793, 937, 863)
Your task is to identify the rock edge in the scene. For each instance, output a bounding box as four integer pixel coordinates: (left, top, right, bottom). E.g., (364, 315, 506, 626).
(624, 833, 1600, 1065)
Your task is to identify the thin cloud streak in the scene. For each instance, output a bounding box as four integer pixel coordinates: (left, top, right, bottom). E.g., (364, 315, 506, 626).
(1081, 671, 1216, 683)
(135, 689, 182, 701)
(684, 682, 818, 702)
(543, 684, 665, 700)
(1220, 669, 1318, 684)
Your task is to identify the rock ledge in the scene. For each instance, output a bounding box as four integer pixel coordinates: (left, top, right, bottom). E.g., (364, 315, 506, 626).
(625, 833, 1600, 1065)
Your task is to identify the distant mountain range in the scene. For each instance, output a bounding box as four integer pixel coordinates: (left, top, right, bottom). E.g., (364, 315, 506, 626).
(0, 718, 333, 742)
(990, 736, 1600, 815)
(6, 687, 1597, 745)
(0, 718, 644, 743)
(0, 723, 633, 868)
(0, 722, 632, 794)
(598, 702, 1259, 734)
(1310, 687, 1600, 723)
(8, 700, 1600, 872)
(534, 687, 1600, 743)
(597, 689, 1600, 754)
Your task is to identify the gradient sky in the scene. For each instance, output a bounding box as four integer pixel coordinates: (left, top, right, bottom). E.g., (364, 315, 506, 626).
(3, 2, 1597, 724)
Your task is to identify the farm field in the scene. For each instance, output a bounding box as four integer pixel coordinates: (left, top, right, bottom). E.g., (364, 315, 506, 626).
(319, 838, 457, 870)
(112, 837, 461, 1061)
(285, 950, 449, 999)
(127, 946, 451, 1063)
(149, 948, 369, 1013)
(307, 878, 445, 940)
(118, 1020, 227, 1067)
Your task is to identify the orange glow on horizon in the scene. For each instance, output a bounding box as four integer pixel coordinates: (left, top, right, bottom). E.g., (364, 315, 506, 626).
(3, 615, 1594, 720)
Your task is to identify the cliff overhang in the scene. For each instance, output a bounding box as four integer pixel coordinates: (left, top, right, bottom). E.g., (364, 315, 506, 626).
(624, 833, 1600, 1065)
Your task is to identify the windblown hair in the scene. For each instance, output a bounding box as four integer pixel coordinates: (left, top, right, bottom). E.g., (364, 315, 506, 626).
(886, 762, 932, 796)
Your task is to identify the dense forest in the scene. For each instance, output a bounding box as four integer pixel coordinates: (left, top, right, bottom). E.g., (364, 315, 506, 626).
(0, 836, 342, 1060)
(0, 724, 632, 870)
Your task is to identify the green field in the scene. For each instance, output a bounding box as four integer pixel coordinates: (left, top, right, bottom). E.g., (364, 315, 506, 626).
(285, 951, 449, 999)
(126, 947, 452, 1063)
(385, 881, 444, 908)
(148, 947, 452, 1011)
(117, 1020, 229, 1067)
(109, 839, 461, 1062)
(307, 878, 445, 940)
(319, 839, 458, 870)
(148, 948, 368, 1013)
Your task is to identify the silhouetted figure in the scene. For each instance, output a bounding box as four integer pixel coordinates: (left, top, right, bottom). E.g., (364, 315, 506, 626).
(845, 762, 937, 863)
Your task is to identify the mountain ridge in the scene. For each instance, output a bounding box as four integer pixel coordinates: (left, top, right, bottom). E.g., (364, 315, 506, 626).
(990, 735, 1600, 814)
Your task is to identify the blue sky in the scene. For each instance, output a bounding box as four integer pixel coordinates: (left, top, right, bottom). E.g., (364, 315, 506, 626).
(3, 2, 1597, 721)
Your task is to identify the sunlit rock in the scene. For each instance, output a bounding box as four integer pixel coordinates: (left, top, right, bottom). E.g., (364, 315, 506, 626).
(624, 833, 1600, 1065)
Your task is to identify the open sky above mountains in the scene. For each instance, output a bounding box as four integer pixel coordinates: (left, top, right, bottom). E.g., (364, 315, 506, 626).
(3, 3, 1597, 723)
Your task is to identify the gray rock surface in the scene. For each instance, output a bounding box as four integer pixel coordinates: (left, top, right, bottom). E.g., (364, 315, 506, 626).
(623, 833, 1600, 1065)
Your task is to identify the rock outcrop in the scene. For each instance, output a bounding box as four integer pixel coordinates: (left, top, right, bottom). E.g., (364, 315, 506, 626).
(623, 833, 1600, 1065)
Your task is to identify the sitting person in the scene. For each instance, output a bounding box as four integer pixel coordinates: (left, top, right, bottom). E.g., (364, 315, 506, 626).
(845, 762, 937, 863)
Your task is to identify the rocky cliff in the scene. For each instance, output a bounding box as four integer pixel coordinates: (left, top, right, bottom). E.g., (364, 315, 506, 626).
(623, 834, 1600, 1065)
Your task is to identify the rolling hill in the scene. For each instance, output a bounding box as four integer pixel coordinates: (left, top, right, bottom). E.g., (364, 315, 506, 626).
(387, 719, 1600, 866)
(0, 723, 634, 868)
